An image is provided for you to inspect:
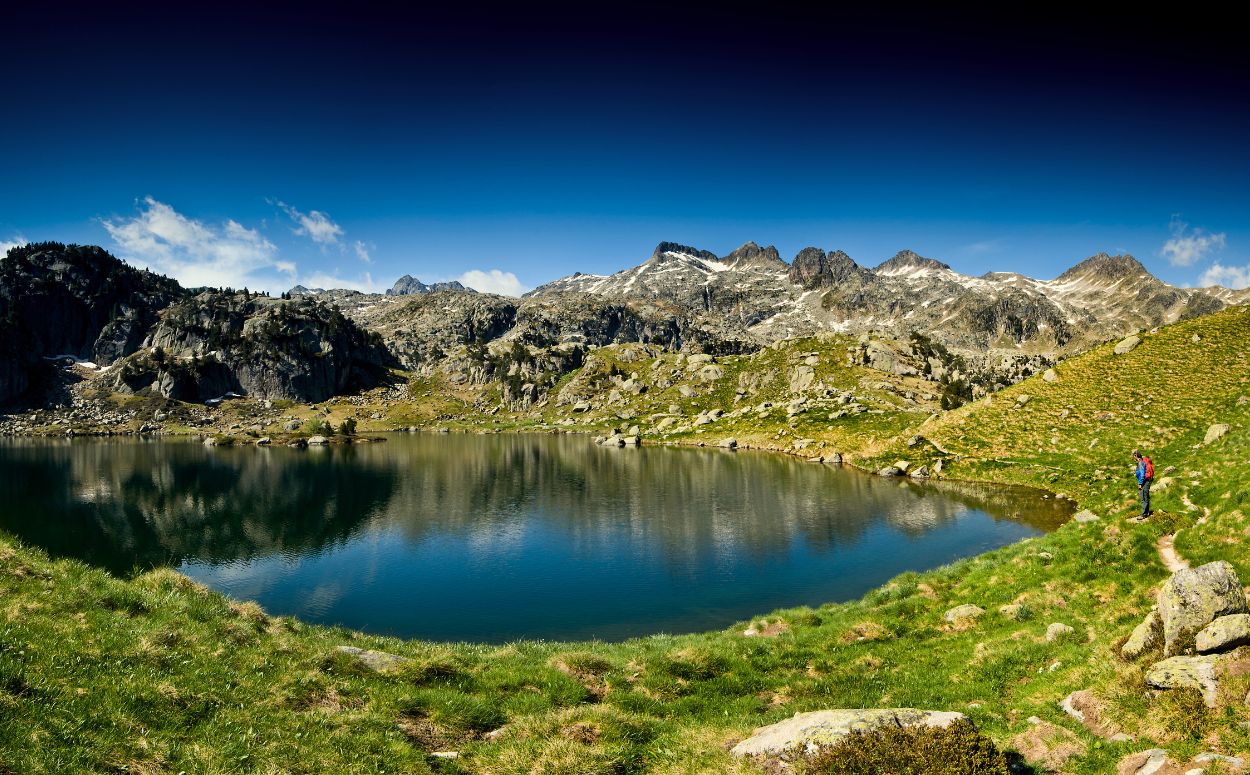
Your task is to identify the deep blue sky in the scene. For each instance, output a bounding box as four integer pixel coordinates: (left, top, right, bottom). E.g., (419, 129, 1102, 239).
(2, 3, 1247, 293)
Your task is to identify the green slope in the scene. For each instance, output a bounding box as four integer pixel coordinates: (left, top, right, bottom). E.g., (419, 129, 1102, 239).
(4, 308, 1250, 773)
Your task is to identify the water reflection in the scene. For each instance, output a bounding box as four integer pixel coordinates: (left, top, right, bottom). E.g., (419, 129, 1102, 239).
(0, 434, 1071, 642)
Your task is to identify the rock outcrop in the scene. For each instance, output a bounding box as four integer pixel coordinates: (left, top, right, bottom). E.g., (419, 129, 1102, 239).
(1158, 561, 1247, 656)
(729, 708, 967, 757)
(112, 292, 391, 403)
(0, 242, 185, 402)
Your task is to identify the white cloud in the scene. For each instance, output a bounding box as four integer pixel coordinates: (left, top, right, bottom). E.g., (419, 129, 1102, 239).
(353, 240, 373, 263)
(299, 270, 380, 293)
(1198, 263, 1250, 290)
(1, 234, 27, 257)
(273, 200, 344, 245)
(102, 197, 293, 291)
(1162, 216, 1226, 267)
(457, 269, 527, 296)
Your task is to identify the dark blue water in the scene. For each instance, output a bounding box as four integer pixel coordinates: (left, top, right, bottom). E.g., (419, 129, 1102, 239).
(0, 434, 1070, 642)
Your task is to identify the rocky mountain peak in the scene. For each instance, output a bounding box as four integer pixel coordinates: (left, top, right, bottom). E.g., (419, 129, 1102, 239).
(386, 275, 471, 296)
(1056, 253, 1150, 283)
(788, 248, 867, 289)
(875, 250, 952, 275)
(652, 241, 719, 263)
(722, 241, 784, 268)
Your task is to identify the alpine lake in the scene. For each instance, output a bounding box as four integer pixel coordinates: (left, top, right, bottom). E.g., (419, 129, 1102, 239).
(0, 433, 1071, 643)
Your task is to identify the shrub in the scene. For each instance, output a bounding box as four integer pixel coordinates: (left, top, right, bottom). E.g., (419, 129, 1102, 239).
(800, 720, 1010, 775)
(302, 419, 334, 436)
(338, 417, 357, 436)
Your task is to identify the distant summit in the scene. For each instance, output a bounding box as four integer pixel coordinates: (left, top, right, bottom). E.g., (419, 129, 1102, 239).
(1056, 253, 1149, 283)
(387, 275, 472, 296)
(874, 250, 952, 275)
(651, 242, 719, 263)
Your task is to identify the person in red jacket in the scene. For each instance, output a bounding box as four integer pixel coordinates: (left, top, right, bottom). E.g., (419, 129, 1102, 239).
(1133, 449, 1154, 519)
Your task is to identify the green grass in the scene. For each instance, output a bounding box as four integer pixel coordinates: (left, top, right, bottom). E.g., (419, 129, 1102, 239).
(5, 309, 1250, 772)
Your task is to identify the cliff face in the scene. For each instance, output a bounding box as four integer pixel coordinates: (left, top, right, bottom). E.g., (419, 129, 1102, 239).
(0, 242, 185, 403)
(113, 292, 392, 403)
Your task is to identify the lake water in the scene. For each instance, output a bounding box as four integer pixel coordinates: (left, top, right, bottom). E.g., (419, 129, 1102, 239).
(0, 434, 1070, 642)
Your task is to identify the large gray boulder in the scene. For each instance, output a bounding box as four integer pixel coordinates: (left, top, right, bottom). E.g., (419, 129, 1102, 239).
(1114, 335, 1141, 355)
(1121, 609, 1162, 661)
(1196, 614, 1250, 653)
(1158, 561, 1248, 656)
(730, 708, 967, 757)
(1145, 654, 1222, 707)
(1204, 423, 1231, 445)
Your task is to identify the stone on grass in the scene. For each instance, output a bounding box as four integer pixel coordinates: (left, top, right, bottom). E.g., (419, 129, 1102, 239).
(729, 708, 967, 757)
(1114, 335, 1142, 355)
(1043, 368, 1058, 383)
(1194, 752, 1246, 769)
(1122, 609, 1162, 661)
(943, 604, 986, 623)
(1145, 655, 1221, 707)
(1073, 509, 1100, 523)
(999, 604, 1024, 620)
(1159, 561, 1248, 656)
(1116, 748, 1174, 775)
(1196, 614, 1250, 654)
(335, 645, 411, 674)
(1046, 622, 1076, 642)
(1203, 423, 1231, 445)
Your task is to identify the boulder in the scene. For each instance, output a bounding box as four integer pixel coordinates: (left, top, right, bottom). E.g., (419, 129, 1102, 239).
(1203, 423, 1231, 445)
(823, 452, 843, 464)
(256, 437, 271, 445)
(943, 604, 986, 623)
(1196, 614, 1250, 653)
(308, 435, 330, 445)
(909, 465, 929, 479)
(718, 438, 737, 449)
(1159, 561, 1248, 656)
(1122, 609, 1163, 661)
(1046, 622, 1076, 642)
(1116, 748, 1176, 775)
(877, 466, 903, 477)
(1043, 368, 1058, 383)
(334, 645, 411, 674)
(893, 460, 912, 473)
(1016, 394, 1032, 406)
(729, 708, 967, 757)
(788, 365, 816, 393)
(1114, 335, 1142, 355)
(999, 604, 1024, 620)
(1145, 655, 1222, 707)
(1073, 509, 1100, 523)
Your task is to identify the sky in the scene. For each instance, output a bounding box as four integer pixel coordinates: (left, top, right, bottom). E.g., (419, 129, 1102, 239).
(1, 3, 1248, 295)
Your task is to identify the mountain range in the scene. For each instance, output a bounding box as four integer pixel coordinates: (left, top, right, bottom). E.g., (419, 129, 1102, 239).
(1, 240, 1245, 409)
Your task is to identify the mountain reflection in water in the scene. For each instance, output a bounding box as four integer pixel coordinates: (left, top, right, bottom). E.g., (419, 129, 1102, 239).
(0, 434, 1071, 642)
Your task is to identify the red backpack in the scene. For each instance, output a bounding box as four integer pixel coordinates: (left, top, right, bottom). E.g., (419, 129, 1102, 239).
(1143, 456, 1154, 480)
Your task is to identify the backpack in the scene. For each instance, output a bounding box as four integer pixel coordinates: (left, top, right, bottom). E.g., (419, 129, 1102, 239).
(1143, 456, 1154, 480)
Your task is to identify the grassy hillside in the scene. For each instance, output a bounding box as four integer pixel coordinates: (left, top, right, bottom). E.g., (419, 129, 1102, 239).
(4, 308, 1250, 773)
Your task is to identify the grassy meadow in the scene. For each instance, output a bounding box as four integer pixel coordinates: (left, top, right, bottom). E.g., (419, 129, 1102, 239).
(4, 306, 1250, 772)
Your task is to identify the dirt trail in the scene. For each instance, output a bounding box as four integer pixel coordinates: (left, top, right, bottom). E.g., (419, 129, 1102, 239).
(1156, 533, 1189, 573)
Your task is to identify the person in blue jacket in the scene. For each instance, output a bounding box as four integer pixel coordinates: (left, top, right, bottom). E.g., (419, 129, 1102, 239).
(1133, 449, 1154, 519)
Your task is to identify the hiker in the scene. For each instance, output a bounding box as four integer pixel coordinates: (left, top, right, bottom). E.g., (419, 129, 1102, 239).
(1133, 449, 1154, 519)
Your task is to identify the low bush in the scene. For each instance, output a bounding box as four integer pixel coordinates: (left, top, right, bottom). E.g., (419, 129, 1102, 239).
(800, 721, 1010, 775)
